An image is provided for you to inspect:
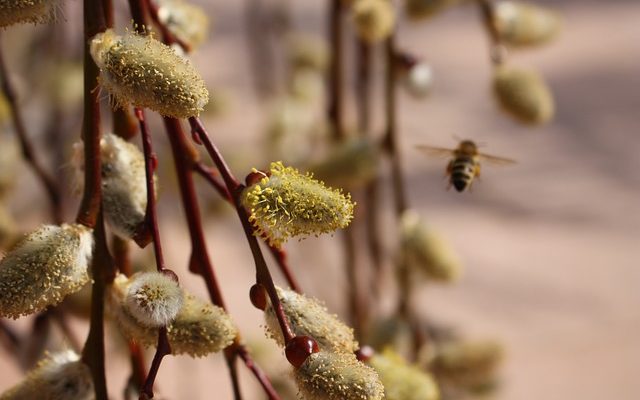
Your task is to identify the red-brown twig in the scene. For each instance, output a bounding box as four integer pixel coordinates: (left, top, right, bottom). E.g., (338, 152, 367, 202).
(0, 34, 62, 224)
(328, 0, 346, 141)
(476, 0, 507, 65)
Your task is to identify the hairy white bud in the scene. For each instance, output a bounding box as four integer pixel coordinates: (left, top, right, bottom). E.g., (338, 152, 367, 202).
(124, 271, 183, 327)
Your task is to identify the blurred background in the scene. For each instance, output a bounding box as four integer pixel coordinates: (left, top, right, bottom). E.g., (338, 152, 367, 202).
(0, 0, 638, 399)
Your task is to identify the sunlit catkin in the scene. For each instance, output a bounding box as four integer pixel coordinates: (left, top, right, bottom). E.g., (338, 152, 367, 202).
(405, 0, 459, 21)
(310, 138, 379, 189)
(0, 350, 93, 400)
(157, 0, 210, 50)
(353, 0, 395, 44)
(369, 349, 440, 400)
(494, 1, 561, 47)
(265, 286, 358, 354)
(0, 224, 93, 319)
(400, 211, 461, 283)
(241, 161, 354, 247)
(493, 65, 554, 125)
(0, 0, 58, 28)
(431, 339, 504, 392)
(124, 271, 183, 327)
(295, 351, 384, 400)
(110, 274, 236, 357)
(90, 29, 209, 118)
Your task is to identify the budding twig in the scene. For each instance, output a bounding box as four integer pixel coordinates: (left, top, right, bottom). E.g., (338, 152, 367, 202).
(476, 0, 507, 65)
(0, 34, 62, 224)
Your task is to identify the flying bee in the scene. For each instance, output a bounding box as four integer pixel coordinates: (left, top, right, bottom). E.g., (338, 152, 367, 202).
(416, 140, 516, 192)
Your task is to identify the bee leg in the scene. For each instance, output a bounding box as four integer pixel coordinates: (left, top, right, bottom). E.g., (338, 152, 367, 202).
(474, 164, 481, 179)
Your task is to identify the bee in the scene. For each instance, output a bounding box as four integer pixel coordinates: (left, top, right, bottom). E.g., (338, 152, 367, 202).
(416, 140, 515, 192)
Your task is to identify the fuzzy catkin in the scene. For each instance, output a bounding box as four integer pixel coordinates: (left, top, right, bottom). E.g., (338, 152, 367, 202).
(0, 224, 93, 319)
(495, 1, 561, 47)
(493, 65, 554, 125)
(157, 0, 210, 50)
(241, 161, 354, 247)
(0, 350, 93, 400)
(369, 349, 440, 400)
(353, 0, 395, 43)
(0, 0, 57, 28)
(124, 272, 183, 327)
(265, 286, 359, 354)
(309, 138, 379, 190)
(90, 29, 209, 118)
(295, 351, 384, 400)
(109, 274, 236, 357)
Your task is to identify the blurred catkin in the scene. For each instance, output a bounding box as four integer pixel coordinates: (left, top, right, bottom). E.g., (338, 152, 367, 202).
(295, 351, 384, 400)
(157, 0, 210, 50)
(0, 350, 93, 400)
(493, 65, 554, 125)
(353, 0, 396, 44)
(400, 211, 461, 283)
(0, 224, 93, 319)
(90, 29, 209, 118)
(309, 138, 379, 189)
(0, 0, 58, 27)
(241, 161, 354, 247)
(265, 286, 359, 354)
(287, 34, 329, 73)
(109, 274, 237, 357)
(405, 0, 460, 20)
(369, 349, 440, 400)
(494, 1, 561, 47)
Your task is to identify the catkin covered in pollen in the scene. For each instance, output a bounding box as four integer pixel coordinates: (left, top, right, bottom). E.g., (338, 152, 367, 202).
(109, 274, 236, 357)
(493, 65, 554, 125)
(295, 351, 384, 400)
(0, 350, 93, 400)
(369, 349, 440, 400)
(0, 0, 57, 28)
(0, 224, 93, 319)
(124, 271, 183, 327)
(241, 161, 355, 247)
(90, 29, 209, 118)
(265, 286, 358, 354)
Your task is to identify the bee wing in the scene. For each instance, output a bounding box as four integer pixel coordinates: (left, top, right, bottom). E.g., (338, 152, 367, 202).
(478, 153, 517, 166)
(415, 145, 455, 158)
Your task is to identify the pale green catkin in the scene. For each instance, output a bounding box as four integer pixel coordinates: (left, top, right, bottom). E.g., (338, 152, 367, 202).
(0, 350, 93, 400)
(109, 274, 237, 357)
(241, 161, 355, 247)
(309, 138, 379, 190)
(369, 349, 440, 400)
(295, 352, 384, 400)
(0, 224, 93, 319)
(90, 29, 209, 118)
(495, 1, 561, 47)
(493, 65, 554, 125)
(0, 0, 57, 28)
(265, 286, 359, 354)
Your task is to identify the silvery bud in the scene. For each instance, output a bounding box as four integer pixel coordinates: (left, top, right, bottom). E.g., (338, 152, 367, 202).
(124, 271, 183, 327)
(0, 224, 93, 319)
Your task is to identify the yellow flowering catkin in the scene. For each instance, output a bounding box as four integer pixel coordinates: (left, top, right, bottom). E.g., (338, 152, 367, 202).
(494, 1, 561, 47)
(369, 349, 440, 400)
(493, 65, 554, 125)
(90, 29, 209, 118)
(353, 0, 396, 44)
(400, 211, 461, 283)
(0, 224, 93, 319)
(405, 0, 460, 21)
(295, 351, 384, 400)
(309, 138, 379, 190)
(0, 350, 93, 400)
(0, 0, 57, 28)
(157, 0, 210, 50)
(265, 286, 359, 354)
(241, 161, 354, 247)
(431, 339, 504, 392)
(109, 274, 237, 357)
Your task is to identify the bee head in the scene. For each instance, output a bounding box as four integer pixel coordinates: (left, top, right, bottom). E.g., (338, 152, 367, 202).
(459, 140, 477, 154)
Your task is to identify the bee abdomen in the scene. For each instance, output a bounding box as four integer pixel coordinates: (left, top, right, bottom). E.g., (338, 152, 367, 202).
(450, 158, 475, 192)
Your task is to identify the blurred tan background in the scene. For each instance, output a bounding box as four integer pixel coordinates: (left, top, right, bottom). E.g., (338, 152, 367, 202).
(0, 0, 639, 399)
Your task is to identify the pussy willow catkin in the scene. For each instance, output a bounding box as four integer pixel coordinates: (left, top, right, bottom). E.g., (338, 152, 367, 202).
(309, 138, 379, 190)
(493, 65, 555, 125)
(352, 0, 396, 43)
(0, 224, 93, 319)
(369, 349, 440, 400)
(90, 29, 209, 118)
(124, 271, 184, 327)
(0, 0, 58, 28)
(494, 1, 561, 47)
(156, 0, 210, 50)
(241, 161, 355, 247)
(264, 286, 359, 354)
(0, 350, 93, 400)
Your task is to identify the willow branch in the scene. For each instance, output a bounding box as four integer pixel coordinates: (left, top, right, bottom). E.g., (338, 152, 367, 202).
(328, 0, 346, 141)
(476, 0, 507, 65)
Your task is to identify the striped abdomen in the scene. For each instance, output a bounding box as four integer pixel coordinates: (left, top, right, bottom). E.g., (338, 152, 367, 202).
(450, 156, 477, 192)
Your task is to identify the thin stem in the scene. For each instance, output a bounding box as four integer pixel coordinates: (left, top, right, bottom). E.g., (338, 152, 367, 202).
(266, 246, 301, 293)
(139, 327, 171, 400)
(164, 118, 280, 399)
(145, 0, 191, 50)
(188, 117, 295, 344)
(328, 0, 346, 141)
(194, 162, 232, 201)
(476, 0, 507, 65)
(0, 34, 62, 224)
